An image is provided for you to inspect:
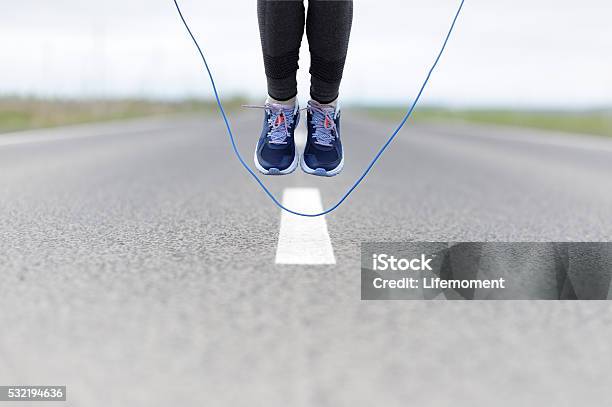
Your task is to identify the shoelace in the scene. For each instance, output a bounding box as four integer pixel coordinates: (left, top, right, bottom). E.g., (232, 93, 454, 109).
(307, 101, 337, 147)
(243, 103, 295, 145)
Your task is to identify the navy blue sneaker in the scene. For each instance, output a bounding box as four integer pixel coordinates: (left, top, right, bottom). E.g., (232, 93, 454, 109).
(301, 100, 343, 177)
(252, 102, 300, 175)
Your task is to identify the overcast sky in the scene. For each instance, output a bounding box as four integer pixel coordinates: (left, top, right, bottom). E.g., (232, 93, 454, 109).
(1, 0, 611, 107)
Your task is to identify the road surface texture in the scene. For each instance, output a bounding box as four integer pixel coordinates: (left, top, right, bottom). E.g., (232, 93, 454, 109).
(1, 112, 611, 406)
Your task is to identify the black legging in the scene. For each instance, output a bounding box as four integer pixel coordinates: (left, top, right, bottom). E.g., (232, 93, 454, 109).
(257, 0, 353, 104)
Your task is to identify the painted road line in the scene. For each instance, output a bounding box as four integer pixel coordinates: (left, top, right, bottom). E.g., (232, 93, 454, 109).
(0, 114, 257, 148)
(294, 126, 307, 151)
(275, 188, 336, 265)
(0, 117, 176, 147)
(425, 122, 612, 154)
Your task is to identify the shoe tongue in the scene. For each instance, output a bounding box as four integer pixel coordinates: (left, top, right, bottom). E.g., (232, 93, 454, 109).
(324, 116, 332, 129)
(275, 113, 285, 127)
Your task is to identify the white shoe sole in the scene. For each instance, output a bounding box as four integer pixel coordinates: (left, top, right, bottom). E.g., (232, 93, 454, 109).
(300, 154, 344, 177)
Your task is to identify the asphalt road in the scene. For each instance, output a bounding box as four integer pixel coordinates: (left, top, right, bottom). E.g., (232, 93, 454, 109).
(1, 112, 611, 406)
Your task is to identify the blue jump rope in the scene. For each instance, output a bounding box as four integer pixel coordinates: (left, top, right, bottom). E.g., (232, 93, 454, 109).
(172, 0, 466, 217)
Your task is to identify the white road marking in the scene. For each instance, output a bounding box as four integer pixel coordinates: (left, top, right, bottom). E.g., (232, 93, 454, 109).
(275, 188, 336, 265)
(0, 117, 175, 147)
(429, 122, 612, 153)
(294, 126, 307, 151)
(0, 114, 258, 148)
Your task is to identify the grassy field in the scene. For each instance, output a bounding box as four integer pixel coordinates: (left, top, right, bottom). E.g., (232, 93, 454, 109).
(3, 98, 612, 139)
(363, 107, 612, 138)
(0, 98, 245, 134)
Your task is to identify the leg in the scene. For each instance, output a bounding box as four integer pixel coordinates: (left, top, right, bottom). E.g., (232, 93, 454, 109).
(257, 0, 305, 101)
(306, 0, 353, 104)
